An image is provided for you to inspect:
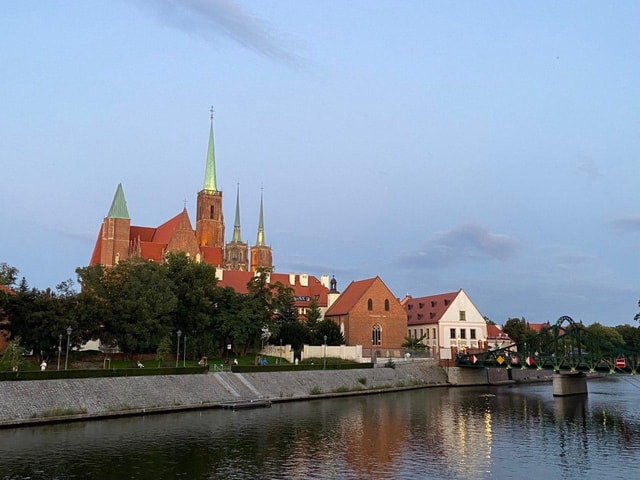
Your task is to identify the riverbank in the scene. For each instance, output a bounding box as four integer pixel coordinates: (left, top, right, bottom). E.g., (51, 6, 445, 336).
(0, 360, 552, 429)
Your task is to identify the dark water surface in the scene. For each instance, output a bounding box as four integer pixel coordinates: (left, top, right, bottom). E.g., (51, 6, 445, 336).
(1, 376, 639, 479)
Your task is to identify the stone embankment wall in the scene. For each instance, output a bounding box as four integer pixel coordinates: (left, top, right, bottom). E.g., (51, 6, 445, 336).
(0, 360, 448, 428)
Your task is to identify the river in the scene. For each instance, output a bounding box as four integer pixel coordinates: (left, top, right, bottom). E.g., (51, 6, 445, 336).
(1, 375, 639, 479)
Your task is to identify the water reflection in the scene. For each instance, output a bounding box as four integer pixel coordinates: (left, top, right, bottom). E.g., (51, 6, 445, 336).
(1, 377, 640, 479)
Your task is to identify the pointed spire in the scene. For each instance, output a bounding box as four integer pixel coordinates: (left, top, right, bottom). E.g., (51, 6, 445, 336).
(203, 107, 218, 192)
(107, 183, 130, 219)
(232, 181, 242, 242)
(255, 187, 266, 247)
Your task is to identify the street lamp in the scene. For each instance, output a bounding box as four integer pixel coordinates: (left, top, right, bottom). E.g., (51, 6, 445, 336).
(323, 335, 327, 369)
(65, 326, 72, 370)
(183, 334, 187, 367)
(176, 330, 182, 367)
(57, 334, 62, 370)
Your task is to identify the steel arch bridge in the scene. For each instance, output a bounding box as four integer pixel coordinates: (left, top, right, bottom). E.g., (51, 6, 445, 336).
(455, 316, 640, 374)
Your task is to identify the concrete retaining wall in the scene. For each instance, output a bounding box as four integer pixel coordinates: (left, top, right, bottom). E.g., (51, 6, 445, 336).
(0, 360, 448, 427)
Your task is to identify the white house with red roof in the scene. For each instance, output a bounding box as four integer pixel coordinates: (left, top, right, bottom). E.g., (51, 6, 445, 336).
(401, 289, 488, 358)
(486, 324, 513, 350)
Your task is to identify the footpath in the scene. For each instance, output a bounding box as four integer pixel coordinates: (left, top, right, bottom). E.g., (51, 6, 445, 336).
(0, 360, 551, 428)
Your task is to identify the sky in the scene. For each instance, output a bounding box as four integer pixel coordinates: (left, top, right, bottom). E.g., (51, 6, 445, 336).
(1, 1, 638, 327)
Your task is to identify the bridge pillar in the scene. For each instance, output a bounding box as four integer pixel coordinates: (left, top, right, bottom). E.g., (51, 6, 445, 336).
(552, 372, 588, 397)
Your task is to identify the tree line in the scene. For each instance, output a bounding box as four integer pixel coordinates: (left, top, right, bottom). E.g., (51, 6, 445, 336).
(0, 256, 343, 366)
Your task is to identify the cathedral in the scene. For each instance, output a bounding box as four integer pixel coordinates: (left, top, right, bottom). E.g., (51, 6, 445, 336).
(89, 112, 272, 272)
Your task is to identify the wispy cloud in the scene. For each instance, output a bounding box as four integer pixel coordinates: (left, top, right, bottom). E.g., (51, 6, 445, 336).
(610, 215, 640, 232)
(396, 224, 517, 269)
(134, 0, 303, 68)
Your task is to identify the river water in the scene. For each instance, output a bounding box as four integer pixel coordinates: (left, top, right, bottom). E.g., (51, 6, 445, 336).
(1, 376, 639, 479)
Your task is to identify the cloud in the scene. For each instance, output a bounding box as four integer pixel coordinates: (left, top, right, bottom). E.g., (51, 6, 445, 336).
(396, 224, 517, 269)
(134, 0, 303, 68)
(610, 215, 640, 233)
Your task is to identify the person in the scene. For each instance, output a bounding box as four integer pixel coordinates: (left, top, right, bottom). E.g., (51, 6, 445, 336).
(40, 360, 47, 371)
(136, 360, 144, 368)
(233, 358, 238, 365)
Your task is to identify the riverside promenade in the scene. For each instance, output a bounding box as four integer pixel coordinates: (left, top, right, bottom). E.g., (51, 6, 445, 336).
(0, 360, 551, 428)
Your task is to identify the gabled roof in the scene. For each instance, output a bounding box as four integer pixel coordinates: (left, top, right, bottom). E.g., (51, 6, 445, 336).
(217, 271, 329, 307)
(324, 277, 379, 316)
(487, 324, 512, 341)
(403, 290, 462, 326)
(153, 210, 189, 245)
(528, 322, 550, 333)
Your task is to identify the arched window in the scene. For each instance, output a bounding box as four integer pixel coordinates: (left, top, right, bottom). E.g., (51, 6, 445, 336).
(210, 205, 215, 219)
(384, 299, 390, 311)
(367, 298, 373, 311)
(372, 324, 382, 346)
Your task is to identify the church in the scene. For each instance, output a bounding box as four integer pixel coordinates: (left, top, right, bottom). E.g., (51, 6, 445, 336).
(90, 111, 272, 272)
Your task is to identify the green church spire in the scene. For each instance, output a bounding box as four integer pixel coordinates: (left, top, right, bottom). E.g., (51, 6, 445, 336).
(256, 188, 266, 247)
(203, 107, 218, 192)
(107, 183, 130, 219)
(232, 182, 242, 242)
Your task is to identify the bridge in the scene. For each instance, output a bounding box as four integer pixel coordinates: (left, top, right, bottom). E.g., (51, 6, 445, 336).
(455, 316, 640, 395)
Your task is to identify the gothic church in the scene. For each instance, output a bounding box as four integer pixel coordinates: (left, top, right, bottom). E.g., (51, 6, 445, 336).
(90, 113, 272, 272)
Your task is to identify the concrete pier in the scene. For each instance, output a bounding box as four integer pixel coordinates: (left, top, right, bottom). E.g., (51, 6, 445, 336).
(552, 372, 588, 397)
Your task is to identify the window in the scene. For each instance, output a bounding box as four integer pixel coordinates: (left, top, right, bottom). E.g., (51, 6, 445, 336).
(210, 205, 215, 219)
(413, 329, 417, 338)
(470, 329, 476, 340)
(419, 328, 423, 338)
(419, 302, 424, 309)
(372, 324, 382, 346)
(459, 310, 466, 321)
(460, 329, 466, 339)
(450, 328, 456, 339)
(384, 299, 390, 311)
(426, 329, 430, 339)
(408, 304, 413, 310)
(367, 298, 373, 311)
(432, 328, 436, 340)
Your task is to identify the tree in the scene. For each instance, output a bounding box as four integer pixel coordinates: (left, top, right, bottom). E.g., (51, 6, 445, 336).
(616, 324, 640, 351)
(402, 334, 427, 350)
(0, 262, 18, 287)
(635, 298, 640, 323)
(586, 322, 624, 349)
(155, 335, 172, 367)
(502, 318, 536, 345)
(315, 319, 344, 346)
(305, 297, 322, 342)
(0, 336, 26, 371)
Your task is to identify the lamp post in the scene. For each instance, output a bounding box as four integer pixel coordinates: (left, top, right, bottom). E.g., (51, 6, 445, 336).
(183, 334, 187, 367)
(176, 330, 182, 368)
(57, 334, 62, 370)
(65, 326, 72, 370)
(323, 335, 327, 370)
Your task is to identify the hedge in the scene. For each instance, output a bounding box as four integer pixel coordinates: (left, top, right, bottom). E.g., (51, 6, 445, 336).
(0, 366, 209, 382)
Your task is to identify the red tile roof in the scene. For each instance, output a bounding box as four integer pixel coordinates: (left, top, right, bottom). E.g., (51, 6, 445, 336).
(487, 324, 512, 341)
(89, 224, 103, 266)
(0, 285, 13, 295)
(403, 290, 461, 326)
(217, 271, 329, 307)
(324, 277, 378, 316)
(527, 322, 550, 333)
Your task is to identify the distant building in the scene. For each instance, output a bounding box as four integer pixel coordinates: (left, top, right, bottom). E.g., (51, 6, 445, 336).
(90, 112, 273, 271)
(401, 289, 488, 359)
(324, 276, 407, 352)
(486, 324, 513, 350)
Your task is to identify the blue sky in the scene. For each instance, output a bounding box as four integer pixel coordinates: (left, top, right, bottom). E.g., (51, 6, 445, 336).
(1, 1, 638, 327)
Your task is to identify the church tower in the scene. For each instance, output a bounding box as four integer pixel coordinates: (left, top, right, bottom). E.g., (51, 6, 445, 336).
(250, 190, 273, 272)
(223, 182, 249, 271)
(97, 183, 131, 266)
(195, 109, 225, 266)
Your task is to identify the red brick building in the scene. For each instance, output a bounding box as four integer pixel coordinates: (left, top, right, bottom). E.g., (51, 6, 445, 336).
(324, 276, 407, 350)
(89, 113, 272, 271)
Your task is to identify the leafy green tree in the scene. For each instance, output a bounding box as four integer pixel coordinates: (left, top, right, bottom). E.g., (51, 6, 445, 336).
(163, 252, 220, 359)
(155, 335, 172, 367)
(0, 336, 26, 371)
(502, 318, 536, 345)
(305, 297, 322, 341)
(635, 298, 640, 323)
(586, 322, 624, 349)
(616, 324, 640, 351)
(77, 258, 177, 357)
(402, 334, 427, 350)
(315, 318, 344, 346)
(0, 262, 18, 287)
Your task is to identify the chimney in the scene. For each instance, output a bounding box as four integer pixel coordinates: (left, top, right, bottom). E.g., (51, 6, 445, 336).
(321, 274, 329, 288)
(289, 273, 296, 286)
(300, 273, 308, 287)
(215, 267, 224, 281)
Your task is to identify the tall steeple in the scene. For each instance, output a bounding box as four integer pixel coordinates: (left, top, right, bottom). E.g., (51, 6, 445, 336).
(196, 107, 225, 266)
(250, 187, 273, 272)
(203, 107, 218, 192)
(232, 182, 242, 242)
(107, 183, 130, 219)
(223, 181, 248, 271)
(255, 188, 266, 247)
